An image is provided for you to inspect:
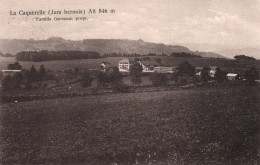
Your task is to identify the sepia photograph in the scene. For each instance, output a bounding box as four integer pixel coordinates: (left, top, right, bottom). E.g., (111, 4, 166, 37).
(0, 0, 259, 164)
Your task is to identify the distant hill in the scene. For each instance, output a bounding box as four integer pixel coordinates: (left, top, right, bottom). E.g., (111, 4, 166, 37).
(172, 42, 260, 59)
(0, 38, 226, 58)
(216, 48, 260, 59)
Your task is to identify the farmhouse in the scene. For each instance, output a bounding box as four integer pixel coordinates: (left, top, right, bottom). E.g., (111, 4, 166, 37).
(138, 60, 159, 72)
(209, 66, 218, 77)
(154, 66, 176, 73)
(195, 67, 203, 72)
(227, 73, 238, 80)
(1, 70, 22, 77)
(100, 61, 111, 72)
(119, 59, 131, 72)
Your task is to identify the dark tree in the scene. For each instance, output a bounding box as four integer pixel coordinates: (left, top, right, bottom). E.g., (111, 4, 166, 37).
(97, 72, 109, 88)
(150, 73, 168, 86)
(155, 58, 162, 64)
(110, 67, 123, 84)
(214, 67, 227, 83)
(111, 82, 130, 93)
(178, 61, 195, 76)
(12, 73, 23, 89)
(171, 52, 202, 58)
(130, 62, 143, 85)
(80, 72, 93, 88)
(244, 67, 259, 83)
(2, 73, 23, 90)
(234, 55, 256, 61)
(109, 67, 128, 93)
(15, 50, 101, 62)
(200, 67, 211, 83)
(38, 65, 47, 80)
(2, 75, 12, 90)
(7, 62, 22, 70)
(29, 65, 38, 82)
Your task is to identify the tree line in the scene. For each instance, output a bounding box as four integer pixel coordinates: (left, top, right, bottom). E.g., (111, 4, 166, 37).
(103, 53, 159, 57)
(0, 52, 13, 57)
(15, 50, 101, 62)
(171, 52, 202, 58)
(234, 55, 256, 61)
(2, 62, 55, 90)
(2, 61, 258, 92)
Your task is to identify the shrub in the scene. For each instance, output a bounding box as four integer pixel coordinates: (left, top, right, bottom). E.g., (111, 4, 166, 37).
(80, 72, 93, 88)
(111, 82, 130, 93)
(150, 73, 168, 86)
(244, 67, 259, 84)
(214, 67, 227, 83)
(130, 62, 143, 85)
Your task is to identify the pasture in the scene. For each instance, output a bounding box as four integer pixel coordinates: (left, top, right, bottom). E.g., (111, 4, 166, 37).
(0, 56, 259, 73)
(0, 85, 259, 164)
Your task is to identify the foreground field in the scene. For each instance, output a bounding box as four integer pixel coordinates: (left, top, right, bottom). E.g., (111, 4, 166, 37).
(0, 85, 259, 164)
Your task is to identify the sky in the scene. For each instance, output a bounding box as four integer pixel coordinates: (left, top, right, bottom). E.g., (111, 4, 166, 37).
(0, 0, 260, 47)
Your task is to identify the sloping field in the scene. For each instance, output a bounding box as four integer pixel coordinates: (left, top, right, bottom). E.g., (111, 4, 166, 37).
(0, 56, 259, 72)
(0, 85, 259, 164)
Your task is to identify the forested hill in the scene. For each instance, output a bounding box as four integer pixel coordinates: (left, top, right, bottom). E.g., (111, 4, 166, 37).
(0, 37, 226, 58)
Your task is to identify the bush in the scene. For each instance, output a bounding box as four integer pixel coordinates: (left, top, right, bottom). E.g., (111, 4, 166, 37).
(97, 72, 110, 88)
(214, 67, 227, 83)
(130, 62, 143, 85)
(7, 62, 22, 70)
(200, 67, 211, 83)
(244, 67, 258, 83)
(150, 73, 169, 86)
(111, 82, 130, 93)
(80, 72, 93, 88)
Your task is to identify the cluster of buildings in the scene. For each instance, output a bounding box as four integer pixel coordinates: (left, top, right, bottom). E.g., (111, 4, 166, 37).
(101, 58, 242, 80)
(195, 66, 240, 80)
(0, 59, 244, 82)
(118, 59, 175, 73)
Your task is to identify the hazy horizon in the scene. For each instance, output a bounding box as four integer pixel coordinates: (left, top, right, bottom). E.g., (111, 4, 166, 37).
(1, 0, 260, 58)
(1, 0, 260, 45)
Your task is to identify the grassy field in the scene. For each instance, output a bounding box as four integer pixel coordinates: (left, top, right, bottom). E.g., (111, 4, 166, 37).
(0, 85, 259, 164)
(1, 56, 259, 72)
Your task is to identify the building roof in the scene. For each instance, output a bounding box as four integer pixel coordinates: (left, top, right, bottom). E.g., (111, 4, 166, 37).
(227, 73, 238, 77)
(210, 66, 218, 70)
(101, 61, 111, 65)
(2, 70, 21, 72)
(119, 59, 130, 63)
(195, 67, 204, 70)
(139, 60, 159, 66)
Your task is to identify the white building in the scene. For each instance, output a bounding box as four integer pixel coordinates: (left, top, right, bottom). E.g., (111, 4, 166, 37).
(119, 59, 131, 72)
(154, 66, 175, 73)
(227, 73, 238, 80)
(1, 70, 22, 77)
(138, 61, 159, 73)
(209, 66, 218, 77)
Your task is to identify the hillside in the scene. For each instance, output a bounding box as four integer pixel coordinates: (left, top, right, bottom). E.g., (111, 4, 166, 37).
(0, 38, 226, 58)
(216, 47, 260, 59)
(172, 42, 260, 59)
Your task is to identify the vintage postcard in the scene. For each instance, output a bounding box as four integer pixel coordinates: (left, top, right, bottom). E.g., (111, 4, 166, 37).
(0, 0, 259, 164)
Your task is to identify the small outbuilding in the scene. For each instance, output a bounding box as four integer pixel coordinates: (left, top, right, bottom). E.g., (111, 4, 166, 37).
(1, 70, 22, 77)
(227, 73, 238, 80)
(100, 61, 111, 71)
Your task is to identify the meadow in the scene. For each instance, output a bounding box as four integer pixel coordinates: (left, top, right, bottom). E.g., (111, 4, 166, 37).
(0, 56, 259, 72)
(0, 85, 259, 164)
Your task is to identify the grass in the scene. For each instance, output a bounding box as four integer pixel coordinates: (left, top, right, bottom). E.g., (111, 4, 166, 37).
(0, 85, 259, 164)
(1, 56, 259, 72)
